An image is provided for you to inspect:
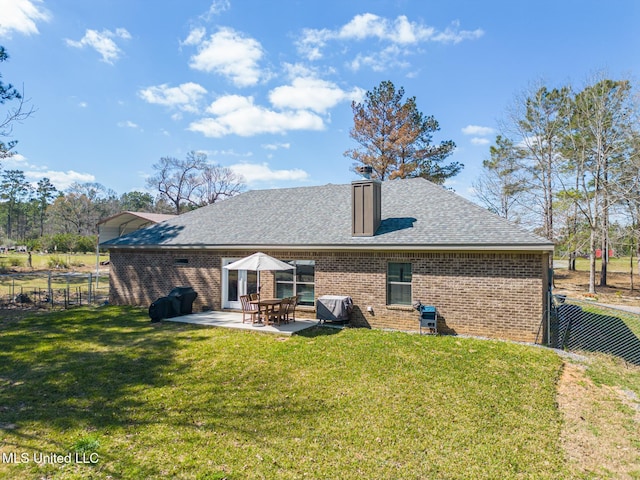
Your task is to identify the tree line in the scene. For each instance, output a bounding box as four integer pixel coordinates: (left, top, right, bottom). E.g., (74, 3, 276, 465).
(0, 159, 245, 252)
(474, 74, 640, 293)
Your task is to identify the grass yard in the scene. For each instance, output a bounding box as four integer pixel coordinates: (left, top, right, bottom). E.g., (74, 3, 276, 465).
(0, 253, 110, 304)
(555, 256, 637, 274)
(0, 306, 569, 479)
(0, 252, 108, 272)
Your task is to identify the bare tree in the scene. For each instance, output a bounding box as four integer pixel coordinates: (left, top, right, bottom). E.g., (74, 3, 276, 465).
(474, 135, 528, 221)
(195, 164, 245, 206)
(570, 77, 636, 289)
(48, 182, 118, 235)
(503, 83, 571, 242)
(147, 151, 245, 214)
(147, 152, 208, 214)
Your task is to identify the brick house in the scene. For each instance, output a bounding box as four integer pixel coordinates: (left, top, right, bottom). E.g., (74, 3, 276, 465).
(102, 177, 553, 343)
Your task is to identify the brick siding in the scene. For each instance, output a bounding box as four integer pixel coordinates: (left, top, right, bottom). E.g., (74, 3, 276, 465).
(109, 249, 547, 343)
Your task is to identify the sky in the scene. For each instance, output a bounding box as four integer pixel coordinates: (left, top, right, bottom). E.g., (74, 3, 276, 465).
(0, 0, 639, 202)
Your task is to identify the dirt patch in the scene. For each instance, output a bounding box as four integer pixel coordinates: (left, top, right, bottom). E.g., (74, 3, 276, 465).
(554, 270, 640, 307)
(557, 361, 640, 478)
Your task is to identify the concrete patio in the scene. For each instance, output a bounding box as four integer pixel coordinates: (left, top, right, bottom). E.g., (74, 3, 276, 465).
(165, 310, 319, 335)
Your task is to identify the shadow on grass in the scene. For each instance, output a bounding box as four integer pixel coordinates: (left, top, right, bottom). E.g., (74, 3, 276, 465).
(294, 325, 345, 338)
(0, 306, 227, 477)
(555, 303, 640, 365)
(0, 306, 331, 478)
(0, 306, 200, 430)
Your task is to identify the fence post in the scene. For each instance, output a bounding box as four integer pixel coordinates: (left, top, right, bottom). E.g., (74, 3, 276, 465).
(88, 273, 92, 304)
(547, 291, 551, 346)
(48, 271, 52, 309)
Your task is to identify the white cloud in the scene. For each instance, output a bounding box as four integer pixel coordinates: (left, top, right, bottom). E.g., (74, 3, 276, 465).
(229, 162, 309, 184)
(462, 125, 495, 136)
(0, 0, 50, 38)
(337, 13, 439, 44)
(297, 13, 483, 67)
(470, 137, 490, 146)
(3, 153, 28, 167)
(189, 94, 325, 137)
(78, 101, 88, 108)
(296, 28, 329, 61)
(269, 77, 364, 113)
(4, 154, 95, 190)
(202, 0, 230, 20)
(117, 120, 139, 129)
(282, 62, 323, 78)
(336, 14, 482, 44)
(138, 82, 207, 113)
(114, 28, 131, 40)
(203, 148, 253, 158)
(32, 170, 96, 191)
(65, 28, 131, 64)
(181, 26, 206, 46)
(188, 27, 265, 87)
(431, 20, 484, 44)
(262, 143, 290, 151)
(348, 45, 410, 72)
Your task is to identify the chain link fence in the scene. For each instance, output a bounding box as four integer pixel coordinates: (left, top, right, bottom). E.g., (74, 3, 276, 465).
(0, 272, 109, 311)
(548, 294, 640, 365)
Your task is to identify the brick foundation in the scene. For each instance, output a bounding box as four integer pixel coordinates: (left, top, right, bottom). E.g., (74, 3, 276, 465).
(109, 249, 548, 343)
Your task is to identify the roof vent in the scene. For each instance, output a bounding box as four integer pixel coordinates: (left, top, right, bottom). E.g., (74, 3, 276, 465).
(355, 165, 373, 180)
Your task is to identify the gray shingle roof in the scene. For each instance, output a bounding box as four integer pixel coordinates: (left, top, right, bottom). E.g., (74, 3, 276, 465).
(102, 178, 553, 251)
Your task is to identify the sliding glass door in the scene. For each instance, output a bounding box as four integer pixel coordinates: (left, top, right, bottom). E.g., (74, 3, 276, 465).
(222, 258, 258, 309)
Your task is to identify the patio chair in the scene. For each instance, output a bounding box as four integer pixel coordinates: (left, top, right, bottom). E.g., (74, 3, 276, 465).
(240, 294, 260, 324)
(286, 295, 300, 322)
(268, 298, 290, 326)
(249, 293, 259, 301)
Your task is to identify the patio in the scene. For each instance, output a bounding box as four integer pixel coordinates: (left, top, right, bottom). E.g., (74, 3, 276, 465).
(165, 310, 318, 335)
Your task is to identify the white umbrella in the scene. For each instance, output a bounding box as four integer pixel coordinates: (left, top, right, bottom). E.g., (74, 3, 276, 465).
(223, 252, 294, 296)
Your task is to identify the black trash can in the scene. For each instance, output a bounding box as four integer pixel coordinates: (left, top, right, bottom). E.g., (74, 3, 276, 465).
(168, 287, 198, 315)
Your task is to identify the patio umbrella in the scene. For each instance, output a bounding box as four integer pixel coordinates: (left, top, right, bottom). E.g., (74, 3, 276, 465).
(223, 252, 294, 296)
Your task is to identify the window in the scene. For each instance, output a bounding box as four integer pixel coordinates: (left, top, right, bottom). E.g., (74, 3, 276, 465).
(275, 260, 315, 306)
(174, 258, 189, 265)
(387, 262, 412, 305)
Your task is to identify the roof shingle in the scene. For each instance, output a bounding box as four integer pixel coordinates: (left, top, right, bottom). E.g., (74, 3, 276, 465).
(102, 178, 553, 251)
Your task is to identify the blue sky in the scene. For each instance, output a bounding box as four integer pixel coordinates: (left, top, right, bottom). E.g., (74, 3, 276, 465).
(1, 0, 638, 201)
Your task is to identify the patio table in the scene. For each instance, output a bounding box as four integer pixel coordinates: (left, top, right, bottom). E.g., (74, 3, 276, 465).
(250, 298, 282, 325)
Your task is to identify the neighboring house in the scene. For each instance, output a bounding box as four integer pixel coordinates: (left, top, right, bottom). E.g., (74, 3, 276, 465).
(98, 211, 176, 245)
(101, 178, 554, 343)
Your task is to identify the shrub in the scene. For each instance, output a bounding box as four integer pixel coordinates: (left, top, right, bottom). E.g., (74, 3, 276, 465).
(41, 234, 97, 254)
(8, 257, 23, 267)
(48, 255, 69, 269)
(74, 235, 97, 254)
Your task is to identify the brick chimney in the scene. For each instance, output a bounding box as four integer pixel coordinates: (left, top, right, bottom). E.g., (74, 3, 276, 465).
(352, 166, 381, 237)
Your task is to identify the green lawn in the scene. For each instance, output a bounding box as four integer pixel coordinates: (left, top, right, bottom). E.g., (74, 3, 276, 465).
(0, 252, 108, 272)
(556, 255, 637, 273)
(0, 306, 569, 479)
(0, 253, 110, 303)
